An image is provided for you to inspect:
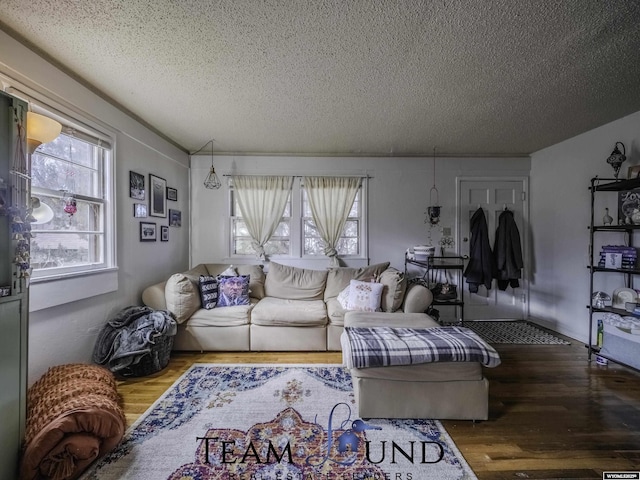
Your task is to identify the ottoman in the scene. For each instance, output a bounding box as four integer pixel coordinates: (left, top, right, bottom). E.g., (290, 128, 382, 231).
(341, 311, 491, 420)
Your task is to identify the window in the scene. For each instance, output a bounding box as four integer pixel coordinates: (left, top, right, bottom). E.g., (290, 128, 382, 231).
(30, 126, 114, 279)
(231, 187, 292, 256)
(302, 187, 361, 256)
(230, 178, 366, 259)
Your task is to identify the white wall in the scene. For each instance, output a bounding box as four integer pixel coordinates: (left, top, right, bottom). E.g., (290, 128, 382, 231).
(190, 154, 531, 275)
(0, 30, 190, 384)
(530, 110, 640, 342)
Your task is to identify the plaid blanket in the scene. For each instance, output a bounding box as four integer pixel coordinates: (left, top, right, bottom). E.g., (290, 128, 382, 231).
(343, 326, 501, 369)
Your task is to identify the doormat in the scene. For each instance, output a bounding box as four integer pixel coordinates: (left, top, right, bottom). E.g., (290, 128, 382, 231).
(81, 364, 476, 479)
(463, 321, 570, 345)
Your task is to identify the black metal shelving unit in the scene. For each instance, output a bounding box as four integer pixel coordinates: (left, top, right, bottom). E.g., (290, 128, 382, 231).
(587, 176, 640, 366)
(405, 254, 465, 324)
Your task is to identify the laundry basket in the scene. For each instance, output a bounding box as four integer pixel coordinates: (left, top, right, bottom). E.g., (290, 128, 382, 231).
(118, 333, 175, 378)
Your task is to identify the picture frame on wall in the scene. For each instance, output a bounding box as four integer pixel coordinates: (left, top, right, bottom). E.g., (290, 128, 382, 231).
(167, 187, 178, 201)
(140, 222, 157, 241)
(169, 209, 182, 227)
(133, 203, 147, 218)
(130, 171, 145, 200)
(161, 225, 169, 242)
(149, 174, 167, 217)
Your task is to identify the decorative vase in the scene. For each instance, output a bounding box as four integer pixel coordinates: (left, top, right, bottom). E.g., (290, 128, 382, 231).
(603, 208, 613, 225)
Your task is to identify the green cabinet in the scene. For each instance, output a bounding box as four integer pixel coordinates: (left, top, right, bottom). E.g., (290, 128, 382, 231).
(0, 91, 29, 480)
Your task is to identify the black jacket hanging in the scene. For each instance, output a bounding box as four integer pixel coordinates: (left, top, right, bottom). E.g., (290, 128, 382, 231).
(493, 209, 524, 290)
(463, 208, 495, 293)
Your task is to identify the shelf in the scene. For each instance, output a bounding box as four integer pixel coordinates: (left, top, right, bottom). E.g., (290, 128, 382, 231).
(432, 299, 463, 306)
(591, 177, 640, 192)
(406, 256, 466, 269)
(588, 305, 640, 316)
(589, 266, 640, 274)
(590, 224, 640, 232)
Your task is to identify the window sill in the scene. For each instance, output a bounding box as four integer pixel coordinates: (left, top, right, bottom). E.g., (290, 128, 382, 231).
(29, 267, 119, 312)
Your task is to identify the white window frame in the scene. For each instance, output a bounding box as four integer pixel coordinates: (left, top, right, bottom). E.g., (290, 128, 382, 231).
(228, 177, 368, 261)
(2, 80, 118, 311)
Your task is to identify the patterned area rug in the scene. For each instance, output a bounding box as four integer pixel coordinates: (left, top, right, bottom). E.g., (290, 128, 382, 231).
(81, 364, 476, 479)
(463, 321, 570, 345)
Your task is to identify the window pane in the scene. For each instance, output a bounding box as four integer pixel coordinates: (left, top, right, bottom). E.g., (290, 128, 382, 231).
(305, 237, 325, 255)
(264, 239, 289, 255)
(31, 197, 102, 233)
(36, 135, 98, 169)
(343, 220, 359, 237)
(272, 220, 289, 236)
(30, 233, 103, 270)
(337, 237, 359, 255)
(234, 219, 250, 236)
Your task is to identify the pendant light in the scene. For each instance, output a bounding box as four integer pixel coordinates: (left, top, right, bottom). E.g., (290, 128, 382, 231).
(199, 139, 222, 190)
(26, 111, 62, 154)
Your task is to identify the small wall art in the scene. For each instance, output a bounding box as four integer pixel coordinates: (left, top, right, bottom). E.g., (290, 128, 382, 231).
(149, 174, 167, 217)
(169, 209, 182, 227)
(161, 225, 169, 241)
(130, 171, 145, 199)
(140, 222, 157, 241)
(167, 187, 177, 201)
(133, 203, 147, 218)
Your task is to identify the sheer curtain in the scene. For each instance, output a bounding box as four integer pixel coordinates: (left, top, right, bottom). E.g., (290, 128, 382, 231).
(232, 175, 293, 260)
(304, 176, 361, 266)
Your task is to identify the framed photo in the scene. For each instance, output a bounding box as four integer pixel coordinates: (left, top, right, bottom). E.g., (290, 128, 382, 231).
(149, 174, 167, 217)
(133, 203, 147, 218)
(167, 187, 178, 201)
(140, 222, 157, 242)
(161, 225, 169, 242)
(169, 209, 182, 227)
(130, 171, 145, 199)
(628, 165, 640, 180)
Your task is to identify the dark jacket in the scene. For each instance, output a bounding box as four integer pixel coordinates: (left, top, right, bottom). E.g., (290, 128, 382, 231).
(463, 208, 495, 293)
(493, 209, 524, 290)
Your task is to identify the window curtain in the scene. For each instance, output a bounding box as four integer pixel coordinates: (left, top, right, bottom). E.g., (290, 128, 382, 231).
(232, 175, 293, 261)
(304, 176, 361, 266)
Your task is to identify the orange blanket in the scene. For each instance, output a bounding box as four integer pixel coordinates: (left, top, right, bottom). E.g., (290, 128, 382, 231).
(20, 364, 125, 480)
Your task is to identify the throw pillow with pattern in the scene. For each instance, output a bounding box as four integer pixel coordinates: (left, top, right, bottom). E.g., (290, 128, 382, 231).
(199, 275, 219, 310)
(216, 275, 251, 307)
(346, 279, 384, 312)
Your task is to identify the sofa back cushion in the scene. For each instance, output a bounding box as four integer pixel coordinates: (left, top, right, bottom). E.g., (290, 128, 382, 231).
(204, 263, 266, 299)
(324, 262, 390, 301)
(165, 264, 209, 323)
(265, 261, 328, 300)
(378, 267, 408, 312)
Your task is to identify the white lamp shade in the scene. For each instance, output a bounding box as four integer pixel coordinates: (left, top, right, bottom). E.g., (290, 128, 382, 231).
(31, 197, 54, 224)
(27, 112, 62, 154)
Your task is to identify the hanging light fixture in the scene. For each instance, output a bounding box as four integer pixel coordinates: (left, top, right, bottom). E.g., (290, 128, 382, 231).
(606, 141, 626, 180)
(26, 111, 62, 154)
(199, 139, 222, 189)
(30, 197, 54, 224)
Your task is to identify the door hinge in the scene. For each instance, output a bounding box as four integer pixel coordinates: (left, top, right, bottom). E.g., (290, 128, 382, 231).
(521, 293, 527, 303)
(521, 191, 526, 201)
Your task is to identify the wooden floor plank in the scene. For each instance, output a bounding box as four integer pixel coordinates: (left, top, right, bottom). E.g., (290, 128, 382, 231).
(116, 332, 640, 479)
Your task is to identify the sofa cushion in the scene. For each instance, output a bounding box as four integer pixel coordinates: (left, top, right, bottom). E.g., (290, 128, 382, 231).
(188, 299, 257, 327)
(204, 264, 266, 299)
(378, 267, 408, 312)
(326, 297, 347, 326)
(198, 275, 219, 310)
(251, 297, 328, 326)
(347, 279, 384, 312)
(165, 264, 209, 323)
(324, 262, 390, 300)
(264, 262, 328, 300)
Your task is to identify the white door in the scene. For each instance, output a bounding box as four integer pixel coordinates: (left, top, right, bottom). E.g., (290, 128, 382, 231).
(458, 178, 528, 320)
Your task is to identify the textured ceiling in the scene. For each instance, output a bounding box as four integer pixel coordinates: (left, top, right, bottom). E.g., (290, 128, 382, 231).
(1, 0, 639, 156)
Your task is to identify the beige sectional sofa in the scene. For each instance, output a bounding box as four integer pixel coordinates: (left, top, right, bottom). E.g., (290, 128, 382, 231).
(142, 261, 433, 352)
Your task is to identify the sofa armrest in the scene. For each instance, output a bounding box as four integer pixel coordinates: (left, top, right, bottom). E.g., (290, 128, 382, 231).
(401, 283, 433, 313)
(142, 281, 168, 310)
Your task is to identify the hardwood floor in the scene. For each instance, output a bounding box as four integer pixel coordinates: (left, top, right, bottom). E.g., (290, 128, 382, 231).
(117, 336, 640, 479)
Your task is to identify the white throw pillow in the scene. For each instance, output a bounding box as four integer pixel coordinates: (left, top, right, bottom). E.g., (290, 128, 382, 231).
(346, 279, 384, 312)
(337, 285, 351, 309)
